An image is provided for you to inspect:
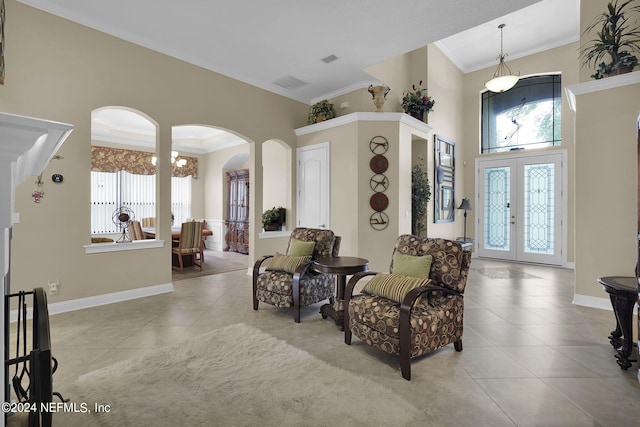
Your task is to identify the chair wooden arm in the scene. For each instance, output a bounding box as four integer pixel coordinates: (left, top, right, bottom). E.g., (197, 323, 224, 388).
(252, 254, 275, 278)
(252, 255, 275, 311)
(343, 271, 378, 345)
(398, 285, 463, 380)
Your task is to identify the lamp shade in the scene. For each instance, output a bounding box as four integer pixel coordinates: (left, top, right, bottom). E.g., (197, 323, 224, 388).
(485, 74, 519, 93)
(457, 198, 472, 211)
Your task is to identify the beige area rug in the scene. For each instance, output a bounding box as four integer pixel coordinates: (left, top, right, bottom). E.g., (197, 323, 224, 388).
(171, 249, 248, 281)
(75, 323, 421, 427)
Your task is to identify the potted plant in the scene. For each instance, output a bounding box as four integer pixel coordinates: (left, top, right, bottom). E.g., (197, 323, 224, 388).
(580, 0, 640, 79)
(411, 164, 431, 236)
(307, 100, 336, 124)
(401, 81, 435, 121)
(262, 206, 286, 231)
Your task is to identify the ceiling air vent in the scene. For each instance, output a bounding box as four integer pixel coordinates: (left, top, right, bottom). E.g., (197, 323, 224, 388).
(321, 55, 338, 64)
(272, 75, 309, 90)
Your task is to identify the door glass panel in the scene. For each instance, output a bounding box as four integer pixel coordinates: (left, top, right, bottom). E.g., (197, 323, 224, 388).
(484, 167, 510, 251)
(523, 163, 554, 254)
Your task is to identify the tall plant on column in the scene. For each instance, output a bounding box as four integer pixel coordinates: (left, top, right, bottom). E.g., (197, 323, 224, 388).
(411, 163, 431, 236)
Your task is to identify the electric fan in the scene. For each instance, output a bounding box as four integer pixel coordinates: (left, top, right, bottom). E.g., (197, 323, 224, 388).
(112, 206, 135, 243)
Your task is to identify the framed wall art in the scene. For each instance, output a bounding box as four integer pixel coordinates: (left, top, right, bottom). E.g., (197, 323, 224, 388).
(434, 135, 455, 223)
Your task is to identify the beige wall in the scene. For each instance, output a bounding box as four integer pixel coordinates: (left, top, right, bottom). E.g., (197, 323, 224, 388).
(572, 0, 640, 299)
(461, 42, 580, 263)
(3, 0, 306, 302)
(573, 85, 639, 299)
(297, 117, 433, 272)
(426, 44, 466, 239)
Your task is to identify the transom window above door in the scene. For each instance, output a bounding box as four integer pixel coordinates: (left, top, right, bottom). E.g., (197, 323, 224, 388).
(481, 74, 561, 154)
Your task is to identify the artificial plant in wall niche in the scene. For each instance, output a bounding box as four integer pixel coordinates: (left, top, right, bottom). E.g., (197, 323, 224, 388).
(411, 161, 431, 236)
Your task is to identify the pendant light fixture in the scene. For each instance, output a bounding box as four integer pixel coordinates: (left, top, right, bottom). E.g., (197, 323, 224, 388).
(485, 24, 519, 93)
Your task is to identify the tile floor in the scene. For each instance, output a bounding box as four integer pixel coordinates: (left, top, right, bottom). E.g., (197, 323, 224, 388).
(7, 255, 640, 426)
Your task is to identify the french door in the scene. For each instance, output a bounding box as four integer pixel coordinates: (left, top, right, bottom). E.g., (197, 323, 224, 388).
(476, 151, 564, 265)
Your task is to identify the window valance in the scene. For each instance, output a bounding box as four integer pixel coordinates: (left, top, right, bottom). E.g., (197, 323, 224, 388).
(91, 146, 198, 178)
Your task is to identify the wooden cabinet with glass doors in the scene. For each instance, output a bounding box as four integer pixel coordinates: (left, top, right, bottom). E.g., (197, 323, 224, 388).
(225, 169, 250, 254)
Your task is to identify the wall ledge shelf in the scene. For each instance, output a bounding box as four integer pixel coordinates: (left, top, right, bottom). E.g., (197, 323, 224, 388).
(565, 71, 640, 111)
(295, 112, 432, 136)
(84, 239, 164, 254)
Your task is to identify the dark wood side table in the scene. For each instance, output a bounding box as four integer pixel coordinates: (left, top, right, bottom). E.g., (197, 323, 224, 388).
(598, 276, 638, 369)
(314, 256, 369, 330)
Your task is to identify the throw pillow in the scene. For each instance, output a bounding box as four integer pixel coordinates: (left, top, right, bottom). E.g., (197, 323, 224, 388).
(362, 273, 432, 304)
(287, 238, 315, 256)
(266, 252, 311, 274)
(392, 252, 432, 278)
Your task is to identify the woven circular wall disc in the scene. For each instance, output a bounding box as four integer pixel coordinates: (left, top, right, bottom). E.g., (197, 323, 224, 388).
(369, 192, 389, 212)
(370, 155, 389, 173)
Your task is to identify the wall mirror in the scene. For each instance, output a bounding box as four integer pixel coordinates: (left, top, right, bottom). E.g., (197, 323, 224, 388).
(434, 134, 455, 223)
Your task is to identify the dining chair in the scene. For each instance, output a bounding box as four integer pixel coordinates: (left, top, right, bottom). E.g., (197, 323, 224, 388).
(172, 221, 204, 272)
(128, 220, 145, 240)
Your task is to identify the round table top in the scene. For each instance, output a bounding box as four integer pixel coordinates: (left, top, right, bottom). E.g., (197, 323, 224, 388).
(598, 276, 638, 293)
(313, 256, 369, 275)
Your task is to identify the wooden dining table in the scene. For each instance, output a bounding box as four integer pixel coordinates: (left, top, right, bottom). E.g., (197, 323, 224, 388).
(142, 226, 213, 240)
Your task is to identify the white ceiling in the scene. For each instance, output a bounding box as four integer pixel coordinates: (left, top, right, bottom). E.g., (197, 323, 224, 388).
(23, 0, 580, 150)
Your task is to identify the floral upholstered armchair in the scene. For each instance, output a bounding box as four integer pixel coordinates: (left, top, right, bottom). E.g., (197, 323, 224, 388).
(344, 235, 471, 380)
(252, 227, 340, 323)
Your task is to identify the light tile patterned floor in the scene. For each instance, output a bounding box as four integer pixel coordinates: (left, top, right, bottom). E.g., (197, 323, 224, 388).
(7, 255, 640, 426)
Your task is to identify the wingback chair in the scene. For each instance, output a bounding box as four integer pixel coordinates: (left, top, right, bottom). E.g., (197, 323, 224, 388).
(172, 221, 204, 272)
(252, 227, 340, 323)
(344, 235, 471, 380)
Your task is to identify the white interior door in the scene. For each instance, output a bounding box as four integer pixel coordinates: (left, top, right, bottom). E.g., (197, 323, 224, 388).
(297, 142, 330, 228)
(477, 151, 564, 265)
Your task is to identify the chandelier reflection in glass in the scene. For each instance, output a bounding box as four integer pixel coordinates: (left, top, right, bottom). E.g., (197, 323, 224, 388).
(485, 24, 519, 93)
(151, 150, 187, 167)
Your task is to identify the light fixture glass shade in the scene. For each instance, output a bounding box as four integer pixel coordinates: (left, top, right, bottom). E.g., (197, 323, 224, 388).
(485, 73, 519, 93)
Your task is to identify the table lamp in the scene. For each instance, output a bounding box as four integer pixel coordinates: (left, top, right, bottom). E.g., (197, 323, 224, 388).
(457, 198, 473, 242)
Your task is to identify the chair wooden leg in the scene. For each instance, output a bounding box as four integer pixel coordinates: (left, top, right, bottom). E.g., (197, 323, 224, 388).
(178, 254, 184, 272)
(400, 353, 411, 381)
(344, 328, 352, 345)
(454, 340, 463, 352)
(252, 275, 259, 310)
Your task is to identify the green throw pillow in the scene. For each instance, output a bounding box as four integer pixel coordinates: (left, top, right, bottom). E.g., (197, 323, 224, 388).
(287, 238, 315, 256)
(362, 273, 432, 304)
(266, 252, 311, 274)
(392, 252, 432, 278)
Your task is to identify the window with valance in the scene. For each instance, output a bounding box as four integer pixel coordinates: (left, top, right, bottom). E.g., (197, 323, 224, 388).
(90, 146, 196, 234)
(91, 146, 198, 178)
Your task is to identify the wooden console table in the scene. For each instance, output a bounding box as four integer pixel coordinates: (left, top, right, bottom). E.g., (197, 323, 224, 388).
(598, 276, 638, 370)
(313, 256, 369, 330)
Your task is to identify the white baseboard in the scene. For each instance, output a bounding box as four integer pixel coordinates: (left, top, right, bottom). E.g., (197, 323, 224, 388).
(572, 294, 612, 311)
(573, 293, 639, 314)
(9, 283, 174, 322)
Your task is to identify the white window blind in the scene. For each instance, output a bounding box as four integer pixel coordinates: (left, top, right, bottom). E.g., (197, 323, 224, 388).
(91, 171, 191, 233)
